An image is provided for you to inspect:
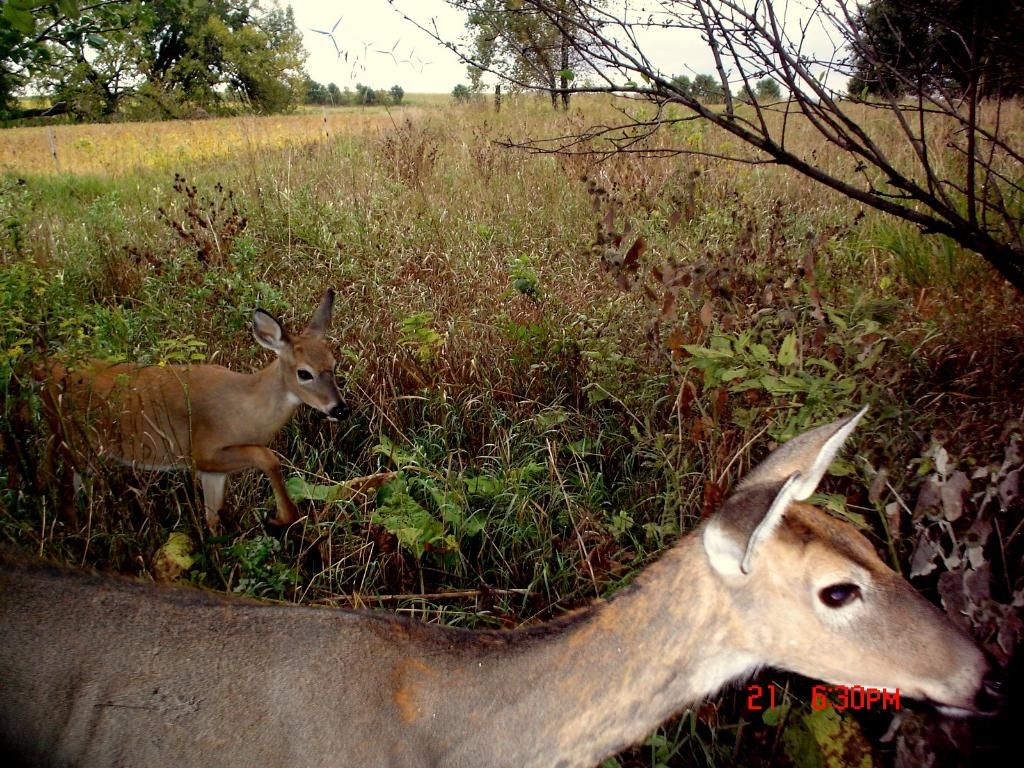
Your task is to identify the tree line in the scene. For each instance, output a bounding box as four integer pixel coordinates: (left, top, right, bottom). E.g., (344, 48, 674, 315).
(0, 0, 408, 122)
(303, 79, 404, 108)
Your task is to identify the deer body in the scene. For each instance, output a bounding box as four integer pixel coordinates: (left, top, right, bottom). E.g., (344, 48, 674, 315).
(1, 410, 1001, 767)
(42, 291, 348, 530)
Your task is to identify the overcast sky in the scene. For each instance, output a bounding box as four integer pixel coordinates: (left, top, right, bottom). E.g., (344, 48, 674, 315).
(288, 0, 471, 93)
(287, 1, 846, 95)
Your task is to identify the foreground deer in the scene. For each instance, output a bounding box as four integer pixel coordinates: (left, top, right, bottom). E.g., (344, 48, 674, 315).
(42, 290, 349, 531)
(0, 409, 1002, 767)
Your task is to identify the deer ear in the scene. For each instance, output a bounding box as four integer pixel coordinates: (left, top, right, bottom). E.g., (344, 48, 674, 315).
(703, 406, 868, 577)
(306, 289, 335, 337)
(252, 309, 288, 353)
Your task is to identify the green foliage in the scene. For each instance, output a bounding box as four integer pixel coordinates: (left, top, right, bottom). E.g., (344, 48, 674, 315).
(691, 73, 729, 104)
(227, 535, 298, 599)
(848, 0, 1024, 98)
(0, 260, 47, 393)
(677, 303, 888, 437)
(669, 74, 691, 96)
(397, 311, 445, 363)
(2, 0, 307, 121)
(452, 83, 474, 103)
(744, 77, 782, 103)
(461, 0, 601, 108)
(507, 253, 541, 300)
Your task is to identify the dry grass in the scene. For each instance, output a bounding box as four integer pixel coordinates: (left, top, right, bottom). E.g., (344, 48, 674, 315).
(0, 106, 439, 177)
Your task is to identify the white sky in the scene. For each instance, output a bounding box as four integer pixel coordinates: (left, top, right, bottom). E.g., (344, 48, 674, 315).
(286, 1, 848, 95)
(287, 0, 471, 93)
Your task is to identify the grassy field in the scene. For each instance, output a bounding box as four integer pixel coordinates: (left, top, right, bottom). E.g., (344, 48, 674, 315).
(1, 94, 1021, 766)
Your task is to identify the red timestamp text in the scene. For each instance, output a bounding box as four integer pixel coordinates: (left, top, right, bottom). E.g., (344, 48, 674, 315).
(746, 684, 901, 711)
(811, 685, 901, 711)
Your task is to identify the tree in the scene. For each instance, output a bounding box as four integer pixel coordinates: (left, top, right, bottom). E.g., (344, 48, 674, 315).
(136, 1, 306, 116)
(1, 0, 307, 121)
(413, 0, 1024, 293)
(448, 0, 598, 110)
(389, 84, 404, 105)
(691, 73, 727, 103)
(754, 77, 780, 102)
(452, 83, 473, 102)
(670, 74, 691, 96)
(1, 0, 142, 119)
(848, 0, 1024, 99)
(304, 76, 327, 105)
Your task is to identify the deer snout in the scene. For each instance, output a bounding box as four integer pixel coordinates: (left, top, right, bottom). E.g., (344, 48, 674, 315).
(327, 401, 350, 421)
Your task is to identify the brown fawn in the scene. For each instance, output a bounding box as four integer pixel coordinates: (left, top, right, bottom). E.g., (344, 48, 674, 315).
(0, 408, 1002, 768)
(41, 289, 349, 531)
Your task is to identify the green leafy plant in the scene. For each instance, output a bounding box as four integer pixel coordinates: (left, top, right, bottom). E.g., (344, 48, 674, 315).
(227, 535, 298, 599)
(397, 311, 445, 363)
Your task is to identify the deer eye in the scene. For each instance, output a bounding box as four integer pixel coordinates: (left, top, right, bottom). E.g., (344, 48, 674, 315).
(297, 369, 314, 383)
(818, 583, 861, 608)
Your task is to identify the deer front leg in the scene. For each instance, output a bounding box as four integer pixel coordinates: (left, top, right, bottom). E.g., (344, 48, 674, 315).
(196, 445, 299, 527)
(198, 472, 228, 532)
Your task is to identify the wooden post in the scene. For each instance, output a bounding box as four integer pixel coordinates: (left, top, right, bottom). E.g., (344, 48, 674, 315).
(47, 126, 61, 173)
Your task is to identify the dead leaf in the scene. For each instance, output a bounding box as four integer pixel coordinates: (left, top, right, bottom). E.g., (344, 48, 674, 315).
(940, 470, 969, 521)
(913, 475, 942, 519)
(998, 468, 1020, 510)
(868, 467, 890, 504)
(622, 235, 645, 273)
(699, 300, 714, 328)
(910, 530, 941, 578)
(665, 327, 686, 351)
(702, 480, 724, 519)
(963, 563, 991, 602)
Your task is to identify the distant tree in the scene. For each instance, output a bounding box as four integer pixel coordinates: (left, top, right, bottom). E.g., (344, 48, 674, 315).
(449, 0, 604, 110)
(452, 83, 473, 102)
(354, 83, 376, 105)
(848, 0, 1024, 99)
(670, 74, 692, 96)
(691, 73, 728, 103)
(304, 76, 327, 104)
(389, 84, 404, 105)
(754, 77, 781, 101)
(326, 82, 342, 104)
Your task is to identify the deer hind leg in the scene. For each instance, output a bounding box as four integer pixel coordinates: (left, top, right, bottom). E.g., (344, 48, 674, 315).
(197, 445, 298, 528)
(198, 471, 229, 533)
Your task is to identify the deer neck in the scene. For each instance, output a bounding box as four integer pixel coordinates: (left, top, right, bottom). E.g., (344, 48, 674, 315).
(247, 358, 303, 437)
(405, 533, 757, 768)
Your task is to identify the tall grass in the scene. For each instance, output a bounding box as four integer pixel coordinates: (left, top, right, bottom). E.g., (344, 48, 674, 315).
(1, 95, 1021, 767)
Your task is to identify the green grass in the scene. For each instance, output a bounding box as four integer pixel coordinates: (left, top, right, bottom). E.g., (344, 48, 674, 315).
(1, 98, 1022, 767)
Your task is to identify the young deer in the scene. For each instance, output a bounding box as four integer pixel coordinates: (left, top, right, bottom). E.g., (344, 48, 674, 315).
(42, 290, 349, 531)
(0, 409, 1002, 768)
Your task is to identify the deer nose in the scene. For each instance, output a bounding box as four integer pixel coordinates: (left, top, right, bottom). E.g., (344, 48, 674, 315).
(974, 666, 1007, 714)
(328, 401, 350, 421)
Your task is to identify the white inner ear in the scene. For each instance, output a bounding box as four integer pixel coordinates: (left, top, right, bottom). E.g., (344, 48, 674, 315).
(253, 311, 286, 353)
(703, 520, 746, 578)
(740, 472, 800, 574)
(790, 405, 868, 499)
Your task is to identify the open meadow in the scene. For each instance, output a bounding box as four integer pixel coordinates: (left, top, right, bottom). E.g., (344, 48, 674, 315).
(1, 95, 1022, 766)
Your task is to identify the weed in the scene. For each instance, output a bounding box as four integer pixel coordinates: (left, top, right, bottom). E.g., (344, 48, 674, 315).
(157, 173, 247, 269)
